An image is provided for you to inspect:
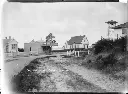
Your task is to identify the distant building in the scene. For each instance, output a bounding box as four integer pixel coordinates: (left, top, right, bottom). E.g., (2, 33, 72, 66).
(63, 35, 89, 50)
(105, 20, 128, 40)
(24, 39, 44, 54)
(24, 39, 58, 54)
(112, 22, 128, 38)
(105, 20, 118, 40)
(91, 43, 96, 48)
(112, 22, 128, 51)
(3, 36, 18, 53)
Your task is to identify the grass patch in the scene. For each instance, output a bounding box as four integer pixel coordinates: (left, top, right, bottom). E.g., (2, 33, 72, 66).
(11, 57, 52, 92)
(81, 52, 127, 78)
(65, 70, 107, 92)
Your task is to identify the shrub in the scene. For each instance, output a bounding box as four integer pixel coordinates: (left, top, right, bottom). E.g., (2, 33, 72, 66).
(18, 48, 24, 52)
(94, 39, 114, 54)
(80, 52, 88, 57)
(96, 55, 102, 61)
(88, 60, 92, 63)
(114, 36, 127, 52)
(101, 53, 117, 65)
(95, 53, 118, 73)
(94, 36, 127, 54)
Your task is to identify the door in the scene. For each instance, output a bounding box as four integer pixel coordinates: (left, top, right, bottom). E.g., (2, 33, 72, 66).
(30, 47, 31, 51)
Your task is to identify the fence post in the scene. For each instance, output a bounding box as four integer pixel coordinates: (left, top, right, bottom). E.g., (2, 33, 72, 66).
(75, 51, 76, 56)
(70, 50, 71, 56)
(78, 51, 79, 57)
(67, 51, 68, 56)
(88, 50, 90, 55)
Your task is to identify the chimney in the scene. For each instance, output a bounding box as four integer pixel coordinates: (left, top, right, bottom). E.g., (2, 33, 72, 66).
(9, 36, 11, 39)
(5, 37, 7, 39)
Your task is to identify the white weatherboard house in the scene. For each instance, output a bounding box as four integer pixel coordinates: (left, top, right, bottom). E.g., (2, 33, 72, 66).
(63, 35, 89, 50)
(112, 22, 128, 51)
(112, 22, 128, 38)
(3, 36, 18, 56)
(106, 20, 128, 40)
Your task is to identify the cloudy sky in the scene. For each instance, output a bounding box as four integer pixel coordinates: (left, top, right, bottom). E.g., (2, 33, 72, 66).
(2, 2, 127, 48)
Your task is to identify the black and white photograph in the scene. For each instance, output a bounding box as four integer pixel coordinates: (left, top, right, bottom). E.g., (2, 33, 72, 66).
(1, 1, 128, 94)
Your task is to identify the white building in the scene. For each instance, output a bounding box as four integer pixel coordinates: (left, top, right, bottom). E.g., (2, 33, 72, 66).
(112, 22, 128, 38)
(63, 35, 89, 50)
(105, 20, 127, 40)
(3, 36, 18, 53)
(112, 22, 128, 51)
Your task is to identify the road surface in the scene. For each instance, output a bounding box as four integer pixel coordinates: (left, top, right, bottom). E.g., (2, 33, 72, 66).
(4, 55, 126, 93)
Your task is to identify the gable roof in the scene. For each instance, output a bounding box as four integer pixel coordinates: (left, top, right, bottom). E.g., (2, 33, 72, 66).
(105, 20, 118, 25)
(112, 22, 128, 29)
(3, 39, 18, 47)
(67, 35, 85, 45)
(3, 39, 10, 46)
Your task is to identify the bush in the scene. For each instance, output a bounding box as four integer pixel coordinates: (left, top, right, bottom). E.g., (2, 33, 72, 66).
(18, 48, 24, 52)
(95, 53, 120, 74)
(94, 36, 127, 54)
(80, 52, 88, 57)
(96, 55, 102, 61)
(94, 39, 114, 54)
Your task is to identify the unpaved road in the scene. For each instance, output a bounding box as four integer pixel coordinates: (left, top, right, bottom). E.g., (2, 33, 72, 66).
(4, 54, 60, 92)
(32, 57, 107, 92)
(7, 55, 126, 93)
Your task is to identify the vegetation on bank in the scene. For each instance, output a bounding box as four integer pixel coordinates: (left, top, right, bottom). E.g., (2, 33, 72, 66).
(12, 57, 52, 92)
(81, 36, 127, 79)
(94, 36, 127, 54)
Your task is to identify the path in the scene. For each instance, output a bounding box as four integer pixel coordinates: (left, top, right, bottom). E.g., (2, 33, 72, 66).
(51, 56, 126, 92)
(33, 57, 107, 92)
(4, 54, 59, 92)
(8, 55, 127, 93)
(64, 64, 126, 92)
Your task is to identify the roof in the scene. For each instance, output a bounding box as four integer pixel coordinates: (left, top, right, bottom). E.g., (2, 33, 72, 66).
(3, 39, 18, 47)
(67, 35, 85, 45)
(112, 22, 128, 29)
(3, 39, 10, 46)
(29, 39, 45, 43)
(105, 20, 118, 25)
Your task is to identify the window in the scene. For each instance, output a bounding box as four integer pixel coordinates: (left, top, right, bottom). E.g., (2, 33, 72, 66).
(12, 44, 14, 49)
(12, 44, 17, 49)
(6, 45, 8, 52)
(65, 44, 67, 49)
(77, 44, 79, 48)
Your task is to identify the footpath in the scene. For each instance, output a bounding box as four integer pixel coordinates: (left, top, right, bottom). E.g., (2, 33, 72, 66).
(61, 64, 126, 92)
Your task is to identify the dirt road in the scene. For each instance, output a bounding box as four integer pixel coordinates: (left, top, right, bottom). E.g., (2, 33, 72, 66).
(9, 55, 126, 93)
(30, 57, 107, 92)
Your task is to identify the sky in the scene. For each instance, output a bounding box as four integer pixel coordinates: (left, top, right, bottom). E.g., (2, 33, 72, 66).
(2, 2, 127, 48)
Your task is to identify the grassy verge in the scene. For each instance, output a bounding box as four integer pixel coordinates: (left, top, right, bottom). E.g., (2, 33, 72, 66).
(65, 69, 107, 92)
(80, 37, 127, 81)
(11, 57, 52, 92)
(81, 52, 127, 81)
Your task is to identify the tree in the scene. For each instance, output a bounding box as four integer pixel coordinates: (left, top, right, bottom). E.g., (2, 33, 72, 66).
(45, 33, 56, 54)
(18, 48, 24, 52)
(46, 33, 56, 45)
